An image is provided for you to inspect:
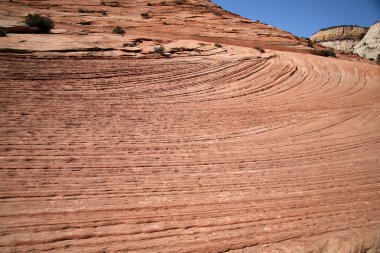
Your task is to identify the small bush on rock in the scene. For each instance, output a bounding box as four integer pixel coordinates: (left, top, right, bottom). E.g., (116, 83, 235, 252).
(154, 45, 165, 55)
(25, 13, 54, 33)
(254, 46, 265, 53)
(113, 26, 125, 35)
(141, 12, 150, 19)
(311, 49, 336, 57)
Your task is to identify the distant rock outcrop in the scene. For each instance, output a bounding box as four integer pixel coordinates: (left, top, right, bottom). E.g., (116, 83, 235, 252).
(353, 21, 380, 62)
(310, 25, 368, 52)
(311, 26, 368, 42)
(311, 23, 380, 62)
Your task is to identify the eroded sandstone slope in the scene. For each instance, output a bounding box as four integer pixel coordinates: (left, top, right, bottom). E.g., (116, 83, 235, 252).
(1, 1, 380, 253)
(0, 0, 302, 55)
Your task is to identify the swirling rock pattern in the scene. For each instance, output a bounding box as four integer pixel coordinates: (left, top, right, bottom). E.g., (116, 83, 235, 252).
(1, 0, 380, 252)
(0, 51, 380, 252)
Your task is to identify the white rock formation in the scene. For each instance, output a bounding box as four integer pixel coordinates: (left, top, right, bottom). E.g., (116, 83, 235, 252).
(353, 21, 380, 61)
(319, 40, 357, 52)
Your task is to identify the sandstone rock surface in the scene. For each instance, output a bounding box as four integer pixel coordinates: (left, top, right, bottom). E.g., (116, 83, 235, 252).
(0, 1, 380, 253)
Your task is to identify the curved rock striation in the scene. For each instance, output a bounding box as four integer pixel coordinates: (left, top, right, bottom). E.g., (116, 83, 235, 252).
(0, 1, 380, 253)
(1, 51, 380, 252)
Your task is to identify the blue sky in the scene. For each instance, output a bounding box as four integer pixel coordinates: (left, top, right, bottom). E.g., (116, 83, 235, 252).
(212, 0, 380, 38)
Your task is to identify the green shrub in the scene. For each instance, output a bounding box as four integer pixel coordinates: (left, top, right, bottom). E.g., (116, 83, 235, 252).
(154, 45, 165, 55)
(310, 49, 336, 57)
(113, 26, 125, 35)
(25, 13, 54, 33)
(141, 12, 150, 19)
(0, 29, 7, 37)
(254, 46, 265, 53)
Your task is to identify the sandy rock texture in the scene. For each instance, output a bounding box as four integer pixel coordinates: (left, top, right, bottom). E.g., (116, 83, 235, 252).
(1, 1, 380, 253)
(353, 21, 380, 61)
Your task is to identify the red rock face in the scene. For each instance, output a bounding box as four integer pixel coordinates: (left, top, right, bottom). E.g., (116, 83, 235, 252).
(0, 1, 380, 253)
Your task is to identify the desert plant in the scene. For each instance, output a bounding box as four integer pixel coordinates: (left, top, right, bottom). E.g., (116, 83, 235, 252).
(25, 13, 54, 33)
(0, 29, 7, 37)
(154, 45, 165, 55)
(113, 26, 125, 35)
(254, 46, 265, 53)
(176, 0, 184, 5)
(141, 12, 150, 19)
(310, 49, 336, 57)
(147, 2, 152, 6)
(376, 54, 380, 64)
(26, 15, 51, 31)
(215, 43, 222, 48)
